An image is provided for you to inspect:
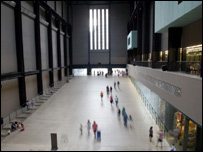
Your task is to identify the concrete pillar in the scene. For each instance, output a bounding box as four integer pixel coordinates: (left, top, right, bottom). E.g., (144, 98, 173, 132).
(182, 117, 189, 151)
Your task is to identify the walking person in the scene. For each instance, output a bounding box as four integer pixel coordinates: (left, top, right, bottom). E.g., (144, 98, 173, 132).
(114, 81, 116, 89)
(156, 129, 164, 148)
(100, 91, 103, 101)
(122, 107, 126, 117)
(117, 81, 120, 88)
(106, 86, 109, 95)
(87, 120, 91, 134)
(110, 86, 113, 93)
(149, 126, 153, 142)
(170, 144, 176, 151)
(115, 96, 118, 107)
(92, 121, 98, 138)
(123, 113, 128, 127)
(31, 100, 35, 111)
(118, 108, 121, 117)
(26, 101, 30, 111)
(110, 95, 113, 106)
(80, 124, 83, 135)
(129, 115, 133, 128)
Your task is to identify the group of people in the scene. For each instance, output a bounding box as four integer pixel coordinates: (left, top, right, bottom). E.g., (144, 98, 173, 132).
(80, 120, 99, 139)
(8, 121, 24, 135)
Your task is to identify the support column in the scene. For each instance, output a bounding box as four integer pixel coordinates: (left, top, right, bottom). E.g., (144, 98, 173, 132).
(63, 24, 68, 76)
(168, 27, 182, 71)
(152, 33, 161, 68)
(56, 19, 62, 81)
(46, 11, 54, 87)
(14, 1, 27, 106)
(34, 1, 43, 95)
(137, 7, 142, 61)
(182, 117, 189, 151)
(142, 1, 150, 61)
(68, 25, 73, 75)
(195, 125, 202, 151)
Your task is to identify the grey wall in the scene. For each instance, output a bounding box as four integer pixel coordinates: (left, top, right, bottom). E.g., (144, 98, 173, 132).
(72, 5, 89, 65)
(182, 19, 202, 48)
(110, 4, 130, 64)
(1, 3, 18, 74)
(72, 3, 130, 65)
(161, 32, 168, 51)
(22, 13, 36, 72)
(1, 79, 20, 117)
(52, 30, 58, 68)
(127, 64, 202, 126)
(25, 75, 38, 101)
(1, 1, 69, 118)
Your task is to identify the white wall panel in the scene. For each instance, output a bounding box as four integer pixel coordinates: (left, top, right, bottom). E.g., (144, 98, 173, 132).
(60, 34, 64, 67)
(42, 71, 49, 91)
(40, 24, 49, 70)
(1, 3, 18, 74)
(22, 14, 36, 72)
(52, 30, 58, 68)
(1, 79, 20, 118)
(25, 75, 38, 100)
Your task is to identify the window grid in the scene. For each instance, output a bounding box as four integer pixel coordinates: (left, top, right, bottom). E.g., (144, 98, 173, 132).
(90, 8, 109, 50)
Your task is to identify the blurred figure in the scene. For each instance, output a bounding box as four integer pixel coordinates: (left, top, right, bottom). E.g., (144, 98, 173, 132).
(114, 81, 116, 89)
(87, 120, 91, 134)
(156, 130, 164, 148)
(197, 61, 201, 75)
(115, 96, 118, 107)
(149, 126, 153, 142)
(173, 127, 180, 144)
(31, 100, 35, 110)
(92, 121, 98, 138)
(100, 91, 103, 101)
(124, 113, 128, 127)
(129, 115, 133, 128)
(7, 128, 11, 135)
(26, 101, 30, 110)
(118, 108, 121, 117)
(11, 123, 16, 131)
(110, 86, 113, 93)
(122, 107, 126, 118)
(80, 124, 83, 135)
(110, 95, 113, 105)
(20, 123, 25, 131)
(106, 86, 109, 95)
(170, 144, 176, 151)
(117, 81, 120, 88)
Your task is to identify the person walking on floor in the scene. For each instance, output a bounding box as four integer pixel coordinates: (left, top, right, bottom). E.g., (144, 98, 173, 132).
(122, 107, 126, 117)
(110, 86, 113, 93)
(129, 115, 133, 128)
(117, 81, 120, 88)
(149, 126, 153, 142)
(92, 121, 98, 138)
(118, 108, 121, 117)
(80, 124, 83, 135)
(106, 86, 109, 95)
(87, 120, 91, 134)
(115, 96, 118, 107)
(100, 91, 103, 101)
(124, 113, 128, 127)
(110, 95, 113, 105)
(156, 129, 164, 148)
(114, 81, 116, 89)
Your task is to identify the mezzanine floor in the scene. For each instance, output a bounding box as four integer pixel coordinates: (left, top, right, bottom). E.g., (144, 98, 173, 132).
(1, 76, 171, 151)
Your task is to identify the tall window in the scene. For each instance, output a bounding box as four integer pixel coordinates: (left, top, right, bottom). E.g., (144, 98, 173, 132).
(89, 8, 109, 50)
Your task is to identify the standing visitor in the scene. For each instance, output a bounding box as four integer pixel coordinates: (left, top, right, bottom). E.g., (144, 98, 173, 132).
(115, 96, 118, 107)
(110, 95, 113, 105)
(156, 130, 164, 148)
(149, 126, 153, 142)
(87, 120, 91, 134)
(117, 81, 120, 88)
(92, 121, 98, 138)
(100, 91, 103, 101)
(114, 81, 116, 89)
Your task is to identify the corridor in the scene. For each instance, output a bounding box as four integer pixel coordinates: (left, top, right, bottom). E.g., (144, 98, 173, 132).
(1, 76, 171, 151)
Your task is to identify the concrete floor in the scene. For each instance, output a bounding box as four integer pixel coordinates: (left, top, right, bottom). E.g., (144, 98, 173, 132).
(1, 76, 171, 151)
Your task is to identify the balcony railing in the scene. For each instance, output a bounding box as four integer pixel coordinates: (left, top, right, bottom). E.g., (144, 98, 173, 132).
(130, 61, 201, 77)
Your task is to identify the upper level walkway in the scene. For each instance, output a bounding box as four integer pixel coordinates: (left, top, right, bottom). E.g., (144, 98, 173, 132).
(1, 75, 171, 151)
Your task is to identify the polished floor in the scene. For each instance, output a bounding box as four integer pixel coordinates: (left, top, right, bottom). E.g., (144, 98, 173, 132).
(1, 76, 171, 151)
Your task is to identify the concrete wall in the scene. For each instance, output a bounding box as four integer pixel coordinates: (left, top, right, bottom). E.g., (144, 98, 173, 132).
(1, 3, 18, 74)
(161, 32, 168, 51)
(72, 4, 130, 65)
(111, 4, 130, 64)
(182, 19, 202, 48)
(155, 1, 202, 33)
(127, 64, 202, 126)
(1, 79, 20, 117)
(1, 1, 69, 118)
